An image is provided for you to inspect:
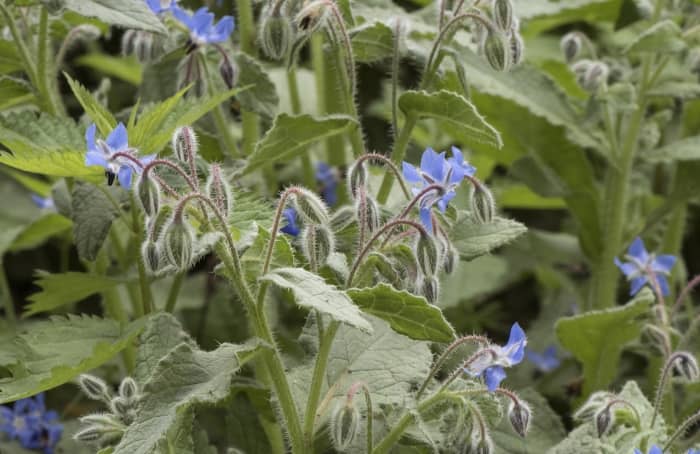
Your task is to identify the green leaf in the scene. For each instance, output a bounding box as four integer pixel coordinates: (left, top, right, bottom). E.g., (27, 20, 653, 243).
(9, 214, 72, 253)
(62, 0, 166, 34)
(399, 90, 503, 149)
(450, 216, 527, 261)
(234, 53, 279, 118)
(0, 77, 35, 110)
(351, 21, 394, 63)
(71, 182, 121, 261)
(347, 284, 456, 343)
(114, 341, 264, 454)
(228, 191, 275, 239)
(625, 20, 686, 54)
(134, 313, 196, 384)
(0, 112, 101, 179)
(555, 289, 653, 397)
(76, 53, 143, 85)
(23, 271, 121, 317)
(261, 267, 373, 333)
(0, 315, 146, 403)
(643, 135, 700, 162)
(64, 73, 117, 134)
(241, 225, 295, 285)
(515, 0, 623, 36)
(243, 114, 357, 174)
(0, 40, 22, 75)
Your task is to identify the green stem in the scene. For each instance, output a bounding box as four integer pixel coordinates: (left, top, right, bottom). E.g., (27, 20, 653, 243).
(377, 114, 417, 204)
(164, 272, 185, 313)
(131, 193, 153, 314)
(0, 3, 39, 100)
(662, 409, 700, 452)
(236, 0, 261, 158)
(303, 321, 340, 450)
(37, 7, 62, 115)
(0, 261, 16, 329)
(287, 68, 315, 187)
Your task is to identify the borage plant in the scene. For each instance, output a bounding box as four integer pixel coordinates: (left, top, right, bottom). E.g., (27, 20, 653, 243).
(0, 0, 699, 453)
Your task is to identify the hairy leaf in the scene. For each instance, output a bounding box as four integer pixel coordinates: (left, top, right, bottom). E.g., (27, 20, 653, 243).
(62, 0, 166, 34)
(134, 313, 196, 384)
(71, 182, 121, 261)
(234, 53, 279, 118)
(9, 214, 72, 253)
(24, 271, 122, 317)
(643, 135, 700, 162)
(625, 20, 686, 54)
(351, 21, 394, 63)
(450, 216, 527, 261)
(65, 73, 117, 135)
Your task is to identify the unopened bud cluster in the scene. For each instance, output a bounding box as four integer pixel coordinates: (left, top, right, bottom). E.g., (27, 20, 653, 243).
(573, 391, 640, 438)
(478, 0, 524, 71)
(561, 32, 609, 92)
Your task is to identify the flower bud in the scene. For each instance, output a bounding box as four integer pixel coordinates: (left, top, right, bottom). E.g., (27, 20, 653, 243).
(260, 9, 294, 61)
(73, 426, 106, 442)
(560, 32, 582, 62)
(172, 126, 198, 164)
(470, 181, 496, 224)
(594, 406, 613, 437)
(219, 55, 238, 89)
(573, 391, 611, 421)
(420, 275, 439, 303)
(79, 374, 111, 403)
(134, 32, 155, 63)
(147, 205, 173, 241)
(347, 161, 368, 199)
(672, 352, 700, 382)
(356, 193, 381, 235)
(508, 399, 531, 437)
(292, 188, 330, 225)
(79, 413, 125, 431)
(119, 377, 139, 401)
(142, 240, 161, 275)
(121, 30, 138, 56)
(492, 0, 514, 31)
(136, 173, 160, 217)
(510, 32, 524, 66)
(162, 218, 195, 270)
(483, 31, 511, 72)
(330, 206, 356, 232)
(110, 396, 137, 425)
(301, 224, 335, 269)
(469, 433, 493, 454)
(206, 165, 233, 218)
(296, 1, 327, 33)
(443, 244, 458, 275)
(416, 232, 440, 277)
(330, 401, 360, 451)
(368, 252, 401, 287)
(581, 62, 609, 92)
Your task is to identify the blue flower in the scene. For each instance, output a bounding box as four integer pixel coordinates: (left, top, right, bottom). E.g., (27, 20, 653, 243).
(145, 0, 176, 14)
(526, 345, 560, 373)
(614, 237, 676, 296)
(634, 446, 663, 454)
(464, 322, 527, 391)
(686, 450, 700, 454)
(172, 6, 235, 45)
(31, 195, 54, 210)
(280, 207, 300, 237)
(316, 162, 338, 207)
(0, 393, 63, 454)
(402, 148, 470, 232)
(85, 123, 154, 189)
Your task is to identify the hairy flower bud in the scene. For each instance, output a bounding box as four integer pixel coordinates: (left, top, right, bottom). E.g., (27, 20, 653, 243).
(492, 0, 514, 31)
(110, 396, 137, 425)
(136, 173, 160, 217)
(443, 243, 458, 275)
(301, 224, 335, 269)
(163, 218, 195, 270)
(134, 32, 155, 63)
(79, 413, 125, 430)
(73, 426, 106, 443)
(508, 399, 531, 437)
(147, 205, 173, 241)
(595, 406, 614, 437)
(483, 30, 511, 72)
(560, 32, 583, 62)
(219, 55, 238, 89)
(172, 126, 199, 164)
(206, 165, 233, 218)
(356, 193, 381, 235)
(347, 162, 368, 199)
(119, 377, 139, 401)
(573, 391, 612, 421)
(142, 241, 161, 276)
(510, 32, 524, 66)
(121, 30, 138, 56)
(79, 374, 111, 403)
(41, 0, 65, 14)
(673, 352, 700, 382)
(330, 206, 356, 232)
(292, 188, 330, 225)
(330, 401, 360, 451)
(296, 1, 327, 33)
(581, 62, 609, 92)
(470, 181, 496, 224)
(416, 232, 440, 277)
(260, 9, 294, 61)
(420, 275, 440, 303)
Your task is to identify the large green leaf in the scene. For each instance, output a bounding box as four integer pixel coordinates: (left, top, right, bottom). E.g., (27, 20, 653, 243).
(65, 73, 117, 135)
(234, 53, 279, 118)
(0, 40, 22, 75)
(555, 290, 653, 396)
(399, 90, 503, 149)
(625, 20, 686, 54)
(76, 53, 143, 85)
(9, 214, 72, 253)
(134, 313, 196, 384)
(240, 225, 295, 285)
(62, 0, 166, 34)
(351, 21, 394, 63)
(515, 0, 623, 36)
(114, 341, 264, 454)
(643, 135, 700, 162)
(450, 216, 527, 261)
(262, 267, 373, 332)
(23, 271, 122, 317)
(347, 284, 456, 343)
(0, 315, 146, 403)
(243, 114, 357, 173)
(71, 182, 121, 261)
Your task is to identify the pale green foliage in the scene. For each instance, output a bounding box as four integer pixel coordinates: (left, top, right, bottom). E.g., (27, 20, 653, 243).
(24, 271, 122, 317)
(62, 0, 166, 34)
(450, 215, 527, 261)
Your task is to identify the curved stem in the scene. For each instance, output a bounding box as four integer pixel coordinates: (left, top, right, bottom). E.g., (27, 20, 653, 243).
(662, 409, 700, 452)
(673, 274, 700, 315)
(355, 153, 411, 200)
(377, 114, 417, 204)
(651, 352, 686, 428)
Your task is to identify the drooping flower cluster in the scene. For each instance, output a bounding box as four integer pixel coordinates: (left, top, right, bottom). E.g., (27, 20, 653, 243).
(172, 6, 235, 46)
(84, 123, 154, 189)
(402, 147, 476, 232)
(0, 393, 63, 454)
(463, 322, 527, 391)
(614, 237, 676, 296)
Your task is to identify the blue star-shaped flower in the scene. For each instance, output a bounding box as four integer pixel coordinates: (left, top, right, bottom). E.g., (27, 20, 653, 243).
(315, 162, 338, 207)
(172, 6, 235, 45)
(31, 195, 54, 210)
(0, 393, 63, 454)
(634, 446, 663, 454)
(464, 322, 527, 391)
(447, 146, 476, 179)
(526, 345, 560, 373)
(85, 123, 154, 189)
(145, 0, 176, 14)
(280, 207, 300, 237)
(614, 237, 676, 296)
(402, 148, 469, 232)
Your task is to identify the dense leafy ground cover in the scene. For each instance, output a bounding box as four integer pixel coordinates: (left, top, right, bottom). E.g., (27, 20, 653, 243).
(0, 0, 699, 453)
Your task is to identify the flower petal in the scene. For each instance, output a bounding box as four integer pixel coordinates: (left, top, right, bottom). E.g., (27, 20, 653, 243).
(85, 150, 108, 168)
(628, 237, 649, 264)
(85, 124, 97, 153)
(210, 16, 235, 43)
(402, 162, 422, 184)
(655, 274, 670, 296)
(652, 254, 676, 274)
(503, 322, 527, 364)
(117, 165, 133, 189)
(419, 206, 433, 232)
(106, 123, 129, 151)
(614, 257, 638, 277)
(483, 366, 507, 391)
(630, 276, 648, 296)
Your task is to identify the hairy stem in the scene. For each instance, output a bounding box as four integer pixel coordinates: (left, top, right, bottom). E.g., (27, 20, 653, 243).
(164, 272, 185, 313)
